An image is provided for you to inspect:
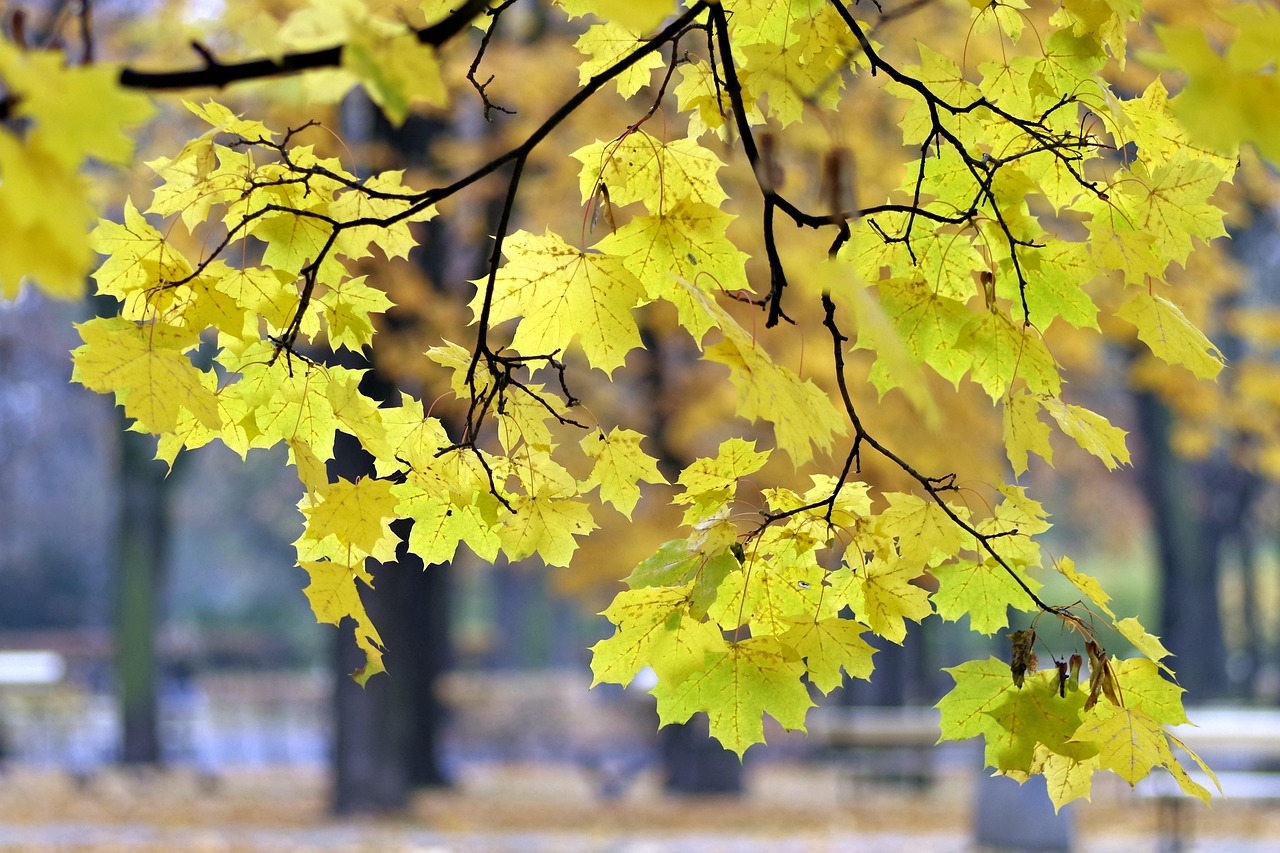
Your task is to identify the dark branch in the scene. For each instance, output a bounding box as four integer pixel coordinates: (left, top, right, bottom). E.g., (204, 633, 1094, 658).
(117, 0, 493, 91)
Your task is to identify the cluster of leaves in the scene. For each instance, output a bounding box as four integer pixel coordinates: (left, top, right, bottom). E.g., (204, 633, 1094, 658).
(8, 0, 1279, 809)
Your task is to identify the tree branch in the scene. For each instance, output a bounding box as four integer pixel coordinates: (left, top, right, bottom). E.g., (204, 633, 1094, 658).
(117, 0, 493, 91)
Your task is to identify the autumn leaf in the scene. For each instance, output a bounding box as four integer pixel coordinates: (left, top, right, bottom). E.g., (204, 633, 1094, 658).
(479, 229, 646, 375)
(579, 428, 668, 518)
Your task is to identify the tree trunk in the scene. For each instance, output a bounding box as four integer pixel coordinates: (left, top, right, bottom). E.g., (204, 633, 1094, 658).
(639, 328, 745, 794)
(115, 427, 174, 765)
(329, 417, 453, 813)
(1131, 389, 1227, 699)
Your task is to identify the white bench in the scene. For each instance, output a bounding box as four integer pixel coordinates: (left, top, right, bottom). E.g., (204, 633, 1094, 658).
(1136, 708, 1280, 853)
(806, 706, 943, 790)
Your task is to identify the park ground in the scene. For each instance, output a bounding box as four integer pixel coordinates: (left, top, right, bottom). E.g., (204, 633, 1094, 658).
(0, 762, 1278, 852)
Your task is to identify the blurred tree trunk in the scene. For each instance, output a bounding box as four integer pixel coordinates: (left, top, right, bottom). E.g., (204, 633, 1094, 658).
(1132, 390, 1228, 699)
(330, 434, 452, 812)
(329, 100, 456, 814)
(639, 328, 745, 794)
(115, 427, 174, 765)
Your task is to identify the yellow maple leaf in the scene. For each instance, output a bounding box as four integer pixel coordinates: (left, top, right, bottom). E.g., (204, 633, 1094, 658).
(72, 317, 219, 435)
(579, 428, 668, 519)
(479, 229, 647, 375)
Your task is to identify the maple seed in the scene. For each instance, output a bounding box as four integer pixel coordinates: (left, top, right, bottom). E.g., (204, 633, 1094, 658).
(1007, 628, 1037, 688)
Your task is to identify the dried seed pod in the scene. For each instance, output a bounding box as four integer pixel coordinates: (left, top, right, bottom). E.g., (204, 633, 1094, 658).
(1008, 628, 1037, 688)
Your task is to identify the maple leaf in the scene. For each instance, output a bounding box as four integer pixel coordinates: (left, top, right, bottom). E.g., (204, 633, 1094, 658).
(1103, 152, 1229, 266)
(708, 551, 830, 635)
(479, 229, 646, 375)
(1071, 705, 1167, 785)
(873, 277, 972, 386)
(343, 21, 447, 126)
(590, 584, 726, 687)
(670, 280, 845, 465)
(1040, 397, 1131, 470)
(931, 558, 1040, 635)
(779, 618, 877, 694)
(298, 557, 386, 685)
(72, 317, 219, 434)
(938, 657, 1020, 742)
(300, 477, 401, 559)
(1117, 292, 1226, 380)
(1115, 616, 1173, 666)
(675, 437, 770, 506)
(1003, 390, 1054, 476)
(1054, 557, 1115, 619)
(830, 556, 932, 644)
(573, 131, 728, 214)
(579, 428, 668, 518)
(499, 492, 597, 567)
(1034, 746, 1101, 812)
(651, 636, 814, 756)
(985, 672, 1093, 773)
(958, 311, 1061, 401)
(89, 199, 195, 305)
(595, 201, 751, 344)
(878, 492, 971, 568)
(575, 22, 666, 98)
(317, 275, 394, 351)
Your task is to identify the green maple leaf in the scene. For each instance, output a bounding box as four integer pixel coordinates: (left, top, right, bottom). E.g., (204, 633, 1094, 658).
(985, 672, 1093, 773)
(938, 657, 1018, 743)
(779, 617, 876, 694)
(830, 556, 932, 644)
(579, 428, 668, 518)
(479, 229, 646, 375)
(651, 636, 814, 757)
(931, 558, 1040, 635)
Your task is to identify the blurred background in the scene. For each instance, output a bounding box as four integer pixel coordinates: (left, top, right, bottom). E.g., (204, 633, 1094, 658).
(3, 0, 1280, 851)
